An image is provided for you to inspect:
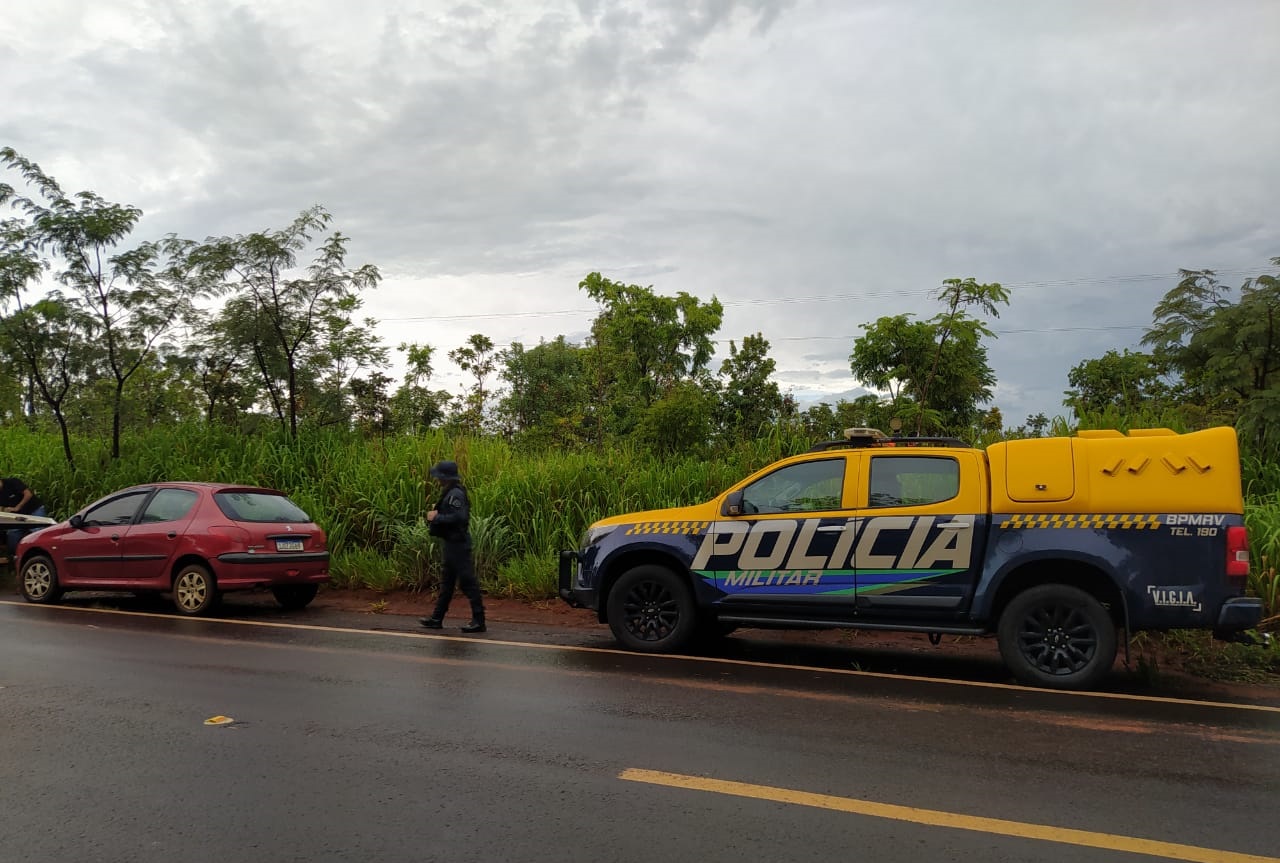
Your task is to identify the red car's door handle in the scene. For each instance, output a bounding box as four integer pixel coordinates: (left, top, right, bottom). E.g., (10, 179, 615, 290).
(167, 532, 177, 539)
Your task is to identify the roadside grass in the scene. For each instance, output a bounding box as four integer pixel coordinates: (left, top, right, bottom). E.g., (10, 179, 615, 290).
(1130, 631, 1280, 685)
(0, 424, 799, 599)
(494, 552, 559, 600)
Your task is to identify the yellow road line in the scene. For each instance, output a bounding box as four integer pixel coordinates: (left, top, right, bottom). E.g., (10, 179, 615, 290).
(1, 599, 1277, 714)
(620, 769, 1278, 863)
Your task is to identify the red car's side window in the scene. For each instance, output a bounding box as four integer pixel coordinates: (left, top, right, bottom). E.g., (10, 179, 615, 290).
(138, 489, 199, 524)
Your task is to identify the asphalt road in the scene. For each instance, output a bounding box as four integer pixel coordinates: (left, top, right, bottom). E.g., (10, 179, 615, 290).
(1, 599, 1277, 863)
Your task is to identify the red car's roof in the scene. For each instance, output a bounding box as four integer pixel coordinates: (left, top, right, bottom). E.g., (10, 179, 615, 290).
(120, 482, 287, 494)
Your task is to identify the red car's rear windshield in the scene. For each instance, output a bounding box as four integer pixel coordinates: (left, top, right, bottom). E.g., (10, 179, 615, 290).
(214, 491, 312, 524)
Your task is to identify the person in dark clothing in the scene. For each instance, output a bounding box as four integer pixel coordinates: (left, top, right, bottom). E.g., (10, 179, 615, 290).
(0, 476, 48, 562)
(418, 461, 486, 633)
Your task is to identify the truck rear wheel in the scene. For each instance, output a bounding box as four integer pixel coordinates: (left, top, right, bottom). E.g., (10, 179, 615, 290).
(607, 565, 697, 654)
(997, 584, 1117, 690)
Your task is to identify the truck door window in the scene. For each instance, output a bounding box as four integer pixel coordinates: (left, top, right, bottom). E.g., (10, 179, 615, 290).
(867, 456, 959, 508)
(740, 459, 846, 514)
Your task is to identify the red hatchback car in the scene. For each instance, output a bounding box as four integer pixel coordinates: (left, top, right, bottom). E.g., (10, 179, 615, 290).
(15, 482, 329, 616)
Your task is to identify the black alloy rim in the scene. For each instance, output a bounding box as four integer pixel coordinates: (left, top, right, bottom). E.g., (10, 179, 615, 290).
(621, 579, 680, 642)
(1016, 602, 1098, 676)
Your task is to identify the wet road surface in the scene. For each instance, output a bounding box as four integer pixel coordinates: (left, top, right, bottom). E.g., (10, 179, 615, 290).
(1, 599, 1277, 863)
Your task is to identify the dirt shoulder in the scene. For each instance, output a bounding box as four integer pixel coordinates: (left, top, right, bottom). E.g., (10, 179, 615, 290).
(309, 586, 1280, 707)
(5, 570, 1276, 706)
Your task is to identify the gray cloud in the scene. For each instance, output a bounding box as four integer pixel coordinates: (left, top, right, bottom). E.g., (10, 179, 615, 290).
(2, 0, 1277, 423)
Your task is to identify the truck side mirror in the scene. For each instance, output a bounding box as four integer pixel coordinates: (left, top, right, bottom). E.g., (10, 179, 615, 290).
(722, 490, 744, 517)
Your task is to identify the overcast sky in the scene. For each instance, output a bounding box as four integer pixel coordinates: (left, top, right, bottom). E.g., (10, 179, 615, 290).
(4, 0, 1278, 425)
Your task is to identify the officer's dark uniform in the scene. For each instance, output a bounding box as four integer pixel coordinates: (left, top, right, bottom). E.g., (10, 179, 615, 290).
(419, 461, 485, 633)
(1, 477, 47, 559)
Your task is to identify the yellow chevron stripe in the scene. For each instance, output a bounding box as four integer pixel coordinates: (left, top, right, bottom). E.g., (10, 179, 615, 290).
(1000, 514, 1163, 529)
(624, 521, 712, 536)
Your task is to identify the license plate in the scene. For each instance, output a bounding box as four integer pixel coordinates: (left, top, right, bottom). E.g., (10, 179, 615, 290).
(276, 539, 304, 552)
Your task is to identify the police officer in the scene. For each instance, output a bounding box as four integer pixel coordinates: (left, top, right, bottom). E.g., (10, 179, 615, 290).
(419, 461, 486, 633)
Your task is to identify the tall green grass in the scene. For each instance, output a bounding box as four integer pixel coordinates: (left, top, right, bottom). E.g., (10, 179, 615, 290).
(0, 424, 797, 599)
(5, 421, 1278, 617)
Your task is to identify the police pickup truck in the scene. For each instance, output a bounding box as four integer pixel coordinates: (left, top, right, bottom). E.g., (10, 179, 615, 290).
(558, 426, 1262, 689)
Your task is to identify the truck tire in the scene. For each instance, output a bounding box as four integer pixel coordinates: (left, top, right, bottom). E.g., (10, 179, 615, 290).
(997, 583, 1118, 690)
(607, 564, 697, 654)
(272, 584, 319, 610)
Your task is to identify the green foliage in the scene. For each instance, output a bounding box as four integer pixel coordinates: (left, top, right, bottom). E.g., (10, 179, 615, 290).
(580, 272, 724, 436)
(1141, 260, 1280, 450)
(497, 336, 589, 446)
(390, 519, 440, 591)
(496, 553, 560, 600)
(1137, 630, 1280, 684)
(848, 278, 1007, 437)
(1064, 349, 1170, 417)
(0, 422, 812, 599)
(331, 546, 403, 592)
(0, 296, 97, 466)
(1, 148, 203, 461)
(635, 380, 715, 456)
(850, 312, 996, 434)
(470, 512, 516, 588)
(798, 395, 897, 442)
(391, 342, 451, 435)
(186, 207, 384, 437)
(448, 333, 497, 435)
(715, 332, 784, 441)
(1244, 497, 1280, 620)
(915, 277, 1008, 435)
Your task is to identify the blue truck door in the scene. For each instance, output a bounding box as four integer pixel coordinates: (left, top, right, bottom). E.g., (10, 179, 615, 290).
(854, 453, 985, 616)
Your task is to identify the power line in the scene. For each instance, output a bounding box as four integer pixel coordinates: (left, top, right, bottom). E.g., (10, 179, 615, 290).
(376, 264, 1278, 324)
(755, 325, 1149, 343)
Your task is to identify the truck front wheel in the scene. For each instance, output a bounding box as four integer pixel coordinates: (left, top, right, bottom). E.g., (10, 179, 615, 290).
(607, 565, 697, 654)
(997, 584, 1118, 690)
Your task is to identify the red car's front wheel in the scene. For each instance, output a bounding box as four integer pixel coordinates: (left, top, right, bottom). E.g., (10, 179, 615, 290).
(19, 554, 63, 605)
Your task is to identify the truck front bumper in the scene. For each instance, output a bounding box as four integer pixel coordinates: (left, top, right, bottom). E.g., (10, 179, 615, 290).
(558, 549, 585, 608)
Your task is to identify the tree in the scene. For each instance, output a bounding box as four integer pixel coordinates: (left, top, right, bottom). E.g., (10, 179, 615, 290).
(849, 314, 934, 404)
(1064, 349, 1168, 418)
(496, 336, 588, 446)
(448, 333, 497, 435)
(187, 207, 382, 437)
(0, 215, 46, 421)
(0, 296, 97, 466)
(1022, 412, 1050, 437)
(391, 342, 452, 434)
(716, 332, 783, 440)
(350, 371, 395, 436)
(634, 380, 715, 455)
(1142, 261, 1280, 444)
(75, 349, 205, 434)
(1, 148, 203, 458)
(799, 395, 897, 440)
(580, 272, 723, 438)
(915, 277, 1009, 434)
(175, 323, 256, 427)
(849, 279, 1004, 436)
(304, 298, 388, 428)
